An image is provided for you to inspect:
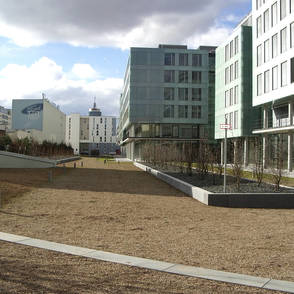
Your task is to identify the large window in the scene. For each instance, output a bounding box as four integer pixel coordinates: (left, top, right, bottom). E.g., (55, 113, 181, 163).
(192, 54, 202, 66)
(234, 85, 239, 104)
(178, 71, 188, 83)
(192, 106, 201, 119)
(257, 73, 263, 96)
(164, 88, 174, 100)
(257, 16, 262, 38)
(256, 0, 262, 9)
(281, 61, 288, 87)
(264, 39, 270, 62)
(230, 64, 234, 82)
(234, 36, 239, 55)
(272, 66, 279, 90)
(179, 53, 189, 66)
(234, 111, 238, 129)
(164, 70, 175, 83)
(225, 67, 230, 84)
(291, 22, 294, 48)
(264, 9, 270, 32)
(264, 70, 270, 93)
(163, 105, 175, 118)
(291, 0, 294, 13)
(164, 53, 175, 65)
(225, 45, 229, 62)
(257, 44, 263, 66)
(280, 27, 287, 53)
(280, 0, 287, 20)
(272, 34, 278, 58)
(192, 88, 201, 101)
(229, 88, 233, 106)
(234, 61, 239, 79)
(225, 90, 229, 107)
(178, 88, 189, 101)
(178, 105, 188, 118)
(230, 40, 234, 58)
(192, 71, 202, 84)
(271, 2, 278, 26)
(291, 58, 294, 83)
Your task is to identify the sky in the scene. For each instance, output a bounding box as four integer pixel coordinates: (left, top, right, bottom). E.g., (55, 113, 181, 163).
(0, 0, 251, 116)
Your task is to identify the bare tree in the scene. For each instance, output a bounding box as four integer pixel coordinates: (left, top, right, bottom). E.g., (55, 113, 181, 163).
(253, 136, 264, 186)
(197, 141, 209, 179)
(232, 138, 243, 192)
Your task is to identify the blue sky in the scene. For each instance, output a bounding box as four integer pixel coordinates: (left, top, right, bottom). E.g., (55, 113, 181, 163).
(0, 0, 251, 116)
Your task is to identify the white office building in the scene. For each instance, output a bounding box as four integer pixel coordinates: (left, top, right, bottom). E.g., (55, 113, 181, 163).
(0, 106, 11, 133)
(66, 102, 119, 156)
(252, 0, 294, 171)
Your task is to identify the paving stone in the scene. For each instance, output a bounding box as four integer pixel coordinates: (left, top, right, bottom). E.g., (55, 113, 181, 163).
(0, 232, 31, 243)
(136, 259, 175, 271)
(164, 264, 270, 288)
(263, 279, 294, 293)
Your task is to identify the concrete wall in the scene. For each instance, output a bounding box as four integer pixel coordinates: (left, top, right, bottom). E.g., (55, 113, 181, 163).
(134, 162, 294, 208)
(66, 114, 80, 154)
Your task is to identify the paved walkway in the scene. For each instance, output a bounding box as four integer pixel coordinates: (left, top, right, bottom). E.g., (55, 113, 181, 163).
(0, 232, 293, 293)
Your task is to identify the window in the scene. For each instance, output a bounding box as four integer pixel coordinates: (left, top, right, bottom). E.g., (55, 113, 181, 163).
(192, 71, 202, 83)
(164, 88, 175, 100)
(272, 34, 278, 58)
(192, 88, 201, 101)
(291, 58, 294, 83)
(291, 22, 294, 48)
(100, 118, 103, 123)
(162, 125, 172, 137)
(230, 40, 234, 58)
(234, 111, 238, 129)
(256, 0, 262, 9)
(280, 27, 287, 53)
(229, 112, 233, 127)
(257, 73, 263, 95)
(281, 61, 288, 86)
(234, 36, 239, 54)
(264, 9, 270, 32)
(100, 137, 102, 142)
(164, 70, 175, 83)
(178, 88, 189, 101)
(178, 105, 188, 118)
(164, 53, 175, 65)
(264, 39, 270, 62)
(257, 16, 262, 38)
(229, 88, 233, 106)
(257, 45, 263, 66)
(225, 45, 229, 61)
(271, 2, 278, 26)
(178, 71, 188, 83)
(280, 0, 287, 20)
(234, 61, 239, 79)
(163, 105, 175, 118)
(179, 53, 189, 66)
(272, 66, 279, 90)
(225, 67, 230, 84)
(264, 70, 270, 93)
(192, 106, 201, 119)
(234, 85, 239, 104)
(225, 90, 229, 107)
(104, 137, 106, 142)
(230, 64, 234, 82)
(291, 0, 294, 13)
(192, 54, 202, 66)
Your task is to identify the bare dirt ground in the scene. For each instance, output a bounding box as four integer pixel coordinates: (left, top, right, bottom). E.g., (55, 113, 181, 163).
(1, 242, 281, 294)
(0, 157, 293, 292)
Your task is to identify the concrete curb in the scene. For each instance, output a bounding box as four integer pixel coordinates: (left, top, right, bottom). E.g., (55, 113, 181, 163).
(0, 232, 293, 293)
(134, 162, 294, 208)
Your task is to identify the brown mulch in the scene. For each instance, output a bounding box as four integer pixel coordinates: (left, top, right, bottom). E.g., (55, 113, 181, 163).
(0, 157, 293, 287)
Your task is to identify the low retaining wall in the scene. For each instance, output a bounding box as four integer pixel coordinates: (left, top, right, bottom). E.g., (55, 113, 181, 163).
(134, 162, 294, 209)
(0, 151, 80, 168)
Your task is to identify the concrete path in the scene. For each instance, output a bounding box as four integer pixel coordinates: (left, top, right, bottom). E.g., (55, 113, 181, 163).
(0, 232, 293, 293)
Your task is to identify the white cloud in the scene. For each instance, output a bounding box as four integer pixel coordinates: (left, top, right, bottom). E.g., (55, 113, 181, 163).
(0, 57, 123, 115)
(71, 64, 99, 80)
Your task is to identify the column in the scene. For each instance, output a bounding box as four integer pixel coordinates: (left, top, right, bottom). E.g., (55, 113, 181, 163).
(263, 106, 268, 129)
(288, 102, 293, 126)
(288, 133, 293, 172)
(221, 140, 224, 166)
(243, 137, 249, 167)
(263, 135, 268, 169)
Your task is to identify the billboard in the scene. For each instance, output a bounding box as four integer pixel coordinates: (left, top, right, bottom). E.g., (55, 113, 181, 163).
(12, 99, 43, 131)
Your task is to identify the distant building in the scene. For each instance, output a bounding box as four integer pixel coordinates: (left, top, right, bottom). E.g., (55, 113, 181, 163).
(66, 102, 119, 155)
(0, 106, 11, 134)
(118, 44, 216, 160)
(11, 98, 66, 143)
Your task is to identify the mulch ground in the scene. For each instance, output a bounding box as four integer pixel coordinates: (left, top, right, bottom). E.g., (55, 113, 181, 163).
(0, 157, 293, 291)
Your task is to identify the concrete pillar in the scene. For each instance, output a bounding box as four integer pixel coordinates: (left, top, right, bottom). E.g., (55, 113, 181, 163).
(289, 102, 293, 126)
(243, 137, 249, 167)
(263, 135, 268, 169)
(288, 133, 293, 172)
(221, 140, 224, 165)
(263, 106, 268, 129)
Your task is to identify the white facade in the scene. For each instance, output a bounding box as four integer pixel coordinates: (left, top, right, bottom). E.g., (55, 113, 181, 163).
(252, 0, 294, 107)
(0, 106, 11, 132)
(66, 113, 118, 155)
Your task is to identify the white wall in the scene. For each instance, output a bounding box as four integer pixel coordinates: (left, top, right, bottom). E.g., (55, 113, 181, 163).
(66, 114, 80, 154)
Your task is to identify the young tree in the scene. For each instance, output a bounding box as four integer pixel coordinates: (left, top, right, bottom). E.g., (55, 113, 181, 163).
(253, 136, 264, 186)
(232, 138, 243, 192)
